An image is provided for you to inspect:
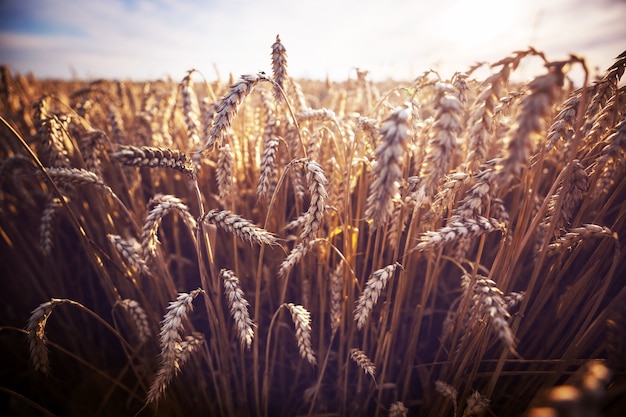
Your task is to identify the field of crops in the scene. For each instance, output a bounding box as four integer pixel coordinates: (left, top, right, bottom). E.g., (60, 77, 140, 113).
(1, 36, 625, 416)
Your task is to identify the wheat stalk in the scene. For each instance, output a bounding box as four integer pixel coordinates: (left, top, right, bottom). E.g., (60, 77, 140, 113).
(140, 194, 197, 260)
(388, 401, 408, 417)
(202, 72, 270, 151)
(462, 390, 490, 417)
(329, 263, 344, 333)
(544, 159, 588, 235)
(414, 216, 502, 252)
(108, 234, 151, 277)
(365, 104, 411, 232)
(299, 159, 328, 243)
(499, 63, 565, 185)
(271, 34, 288, 101)
(38, 115, 71, 168)
(435, 380, 459, 417)
(418, 82, 463, 201)
(258, 137, 280, 201)
(221, 269, 255, 349)
(115, 299, 152, 344)
(284, 303, 316, 365)
(201, 208, 278, 246)
(349, 348, 376, 380)
(42, 167, 112, 191)
(471, 276, 515, 351)
(147, 288, 204, 404)
(26, 299, 61, 374)
(180, 70, 201, 147)
(547, 224, 616, 252)
(39, 196, 63, 255)
(110, 145, 194, 176)
(354, 263, 401, 330)
(216, 143, 235, 204)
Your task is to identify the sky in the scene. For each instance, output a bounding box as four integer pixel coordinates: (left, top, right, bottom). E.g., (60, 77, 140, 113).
(0, 0, 625, 83)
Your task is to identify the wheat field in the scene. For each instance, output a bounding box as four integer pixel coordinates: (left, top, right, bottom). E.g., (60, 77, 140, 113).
(0, 36, 625, 416)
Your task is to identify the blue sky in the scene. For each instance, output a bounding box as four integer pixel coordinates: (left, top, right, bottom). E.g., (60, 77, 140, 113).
(0, 0, 624, 82)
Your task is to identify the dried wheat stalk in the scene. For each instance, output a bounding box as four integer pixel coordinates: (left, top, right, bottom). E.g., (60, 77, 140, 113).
(464, 70, 508, 172)
(544, 159, 588, 235)
(221, 269, 255, 349)
(147, 288, 204, 404)
(180, 70, 201, 147)
(435, 380, 459, 417)
(108, 234, 151, 277)
(284, 303, 316, 365)
(110, 145, 194, 176)
(471, 277, 515, 351)
(388, 401, 408, 417)
(299, 159, 328, 243)
(202, 72, 270, 150)
(43, 167, 113, 193)
(201, 208, 278, 246)
(116, 299, 152, 344)
(354, 263, 401, 330)
(414, 216, 502, 252)
(38, 115, 71, 168)
(418, 82, 462, 201)
(257, 137, 280, 201)
(216, 143, 235, 204)
(141, 194, 197, 260)
(499, 63, 565, 185)
(271, 34, 288, 101)
(365, 104, 411, 232)
(278, 238, 325, 279)
(39, 197, 63, 255)
(349, 348, 376, 379)
(26, 299, 63, 374)
(591, 119, 626, 197)
(329, 263, 344, 333)
(547, 224, 616, 252)
(78, 129, 107, 177)
(462, 390, 490, 417)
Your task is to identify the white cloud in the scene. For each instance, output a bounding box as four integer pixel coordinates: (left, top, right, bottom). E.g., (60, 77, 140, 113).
(0, 0, 624, 82)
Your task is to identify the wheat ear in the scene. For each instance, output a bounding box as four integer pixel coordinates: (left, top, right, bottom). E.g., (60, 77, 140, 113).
(462, 390, 490, 417)
(354, 263, 401, 330)
(221, 269, 255, 349)
(435, 380, 459, 417)
(284, 303, 316, 365)
(140, 194, 197, 260)
(299, 159, 328, 243)
(471, 277, 516, 351)
(329, 263, 344, 333)
(418, 82, 462, 201)
(271, 34, 288, 101)
(414, 216, 502, 252)
(39, 197, 63, 256)
(147, 288, 204, 404)
(201, 209, 278, 246)
(349, 348, 376, 380)
(108, 234, 151, 276)
(42, 167, 113, 193)
(110, 145, 194, 176)
(26, 299, 63, 374)
(365, 104, 411, 232)
(180, 70, 201, 147)
(548, 224, 616, 252)
(115, 299, 152, 344)
(202, 72, 270, 151)
(388, 401, 409, 417)
(499, 63, 565, 185)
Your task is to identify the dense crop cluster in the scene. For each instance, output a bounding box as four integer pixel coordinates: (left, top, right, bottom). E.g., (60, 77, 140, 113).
(1, 37, 625, 416)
